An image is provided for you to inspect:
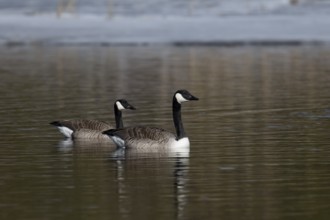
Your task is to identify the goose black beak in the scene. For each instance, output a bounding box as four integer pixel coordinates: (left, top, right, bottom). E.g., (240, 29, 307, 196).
(128, 105, 136, 110)
(189, 95, 199, 101)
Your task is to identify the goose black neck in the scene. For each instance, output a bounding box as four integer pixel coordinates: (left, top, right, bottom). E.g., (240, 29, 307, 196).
(114, 104, 123, 129)
(172, 98, 186, 140)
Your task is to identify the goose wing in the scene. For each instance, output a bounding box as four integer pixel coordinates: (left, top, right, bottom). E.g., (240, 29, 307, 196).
(50, 119, 113, 132)
(105, 126, 176, 143)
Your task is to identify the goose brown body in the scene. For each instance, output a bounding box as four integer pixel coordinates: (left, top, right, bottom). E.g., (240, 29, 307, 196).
(72, 128, 114, 141)
(108, 126, 176, 150)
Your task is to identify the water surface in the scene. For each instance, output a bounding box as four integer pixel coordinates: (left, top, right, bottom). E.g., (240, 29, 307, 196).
(0, 45, 329, 220)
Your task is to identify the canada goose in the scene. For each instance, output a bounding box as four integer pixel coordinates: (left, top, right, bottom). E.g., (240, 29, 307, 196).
(102, 90, 198, 152)
(50, 99, 136, 140)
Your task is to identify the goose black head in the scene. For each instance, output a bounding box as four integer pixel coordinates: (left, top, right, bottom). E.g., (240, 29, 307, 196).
(115, 99, 136, 110)
(174, 89, 199, 104)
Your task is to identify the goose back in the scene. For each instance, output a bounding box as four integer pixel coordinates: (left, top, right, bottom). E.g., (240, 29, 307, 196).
(51, 119, 113, 132)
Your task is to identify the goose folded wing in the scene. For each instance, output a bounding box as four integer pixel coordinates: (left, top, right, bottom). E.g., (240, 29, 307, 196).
(54, 119, 112, 131)
(111, 126, 176, 142)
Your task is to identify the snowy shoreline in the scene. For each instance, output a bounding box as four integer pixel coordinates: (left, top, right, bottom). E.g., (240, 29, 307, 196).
(1, 2, 330, 46)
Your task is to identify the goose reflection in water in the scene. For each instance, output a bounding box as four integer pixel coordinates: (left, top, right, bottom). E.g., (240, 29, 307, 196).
(110, 154, 190, 220)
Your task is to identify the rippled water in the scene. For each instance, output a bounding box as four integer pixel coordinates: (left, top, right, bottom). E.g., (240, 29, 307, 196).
(0, 45, 329, 220)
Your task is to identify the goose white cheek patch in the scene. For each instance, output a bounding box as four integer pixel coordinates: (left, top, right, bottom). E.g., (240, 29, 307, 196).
(116, 101, 125, 110)
(175, 93, 189, 103)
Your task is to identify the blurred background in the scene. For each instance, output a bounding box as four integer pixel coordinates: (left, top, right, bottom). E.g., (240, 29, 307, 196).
(1, 1, 330, 220)
(0, 0, 300, 16)
(0, 0, 329, 45)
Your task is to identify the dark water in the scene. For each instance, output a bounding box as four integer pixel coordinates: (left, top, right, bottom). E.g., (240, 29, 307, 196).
(0, 45, 329, 220)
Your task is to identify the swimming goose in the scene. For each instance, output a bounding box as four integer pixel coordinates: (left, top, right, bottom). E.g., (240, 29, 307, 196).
(102, 90, 198, 152)
(50, 99, 136, 140)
